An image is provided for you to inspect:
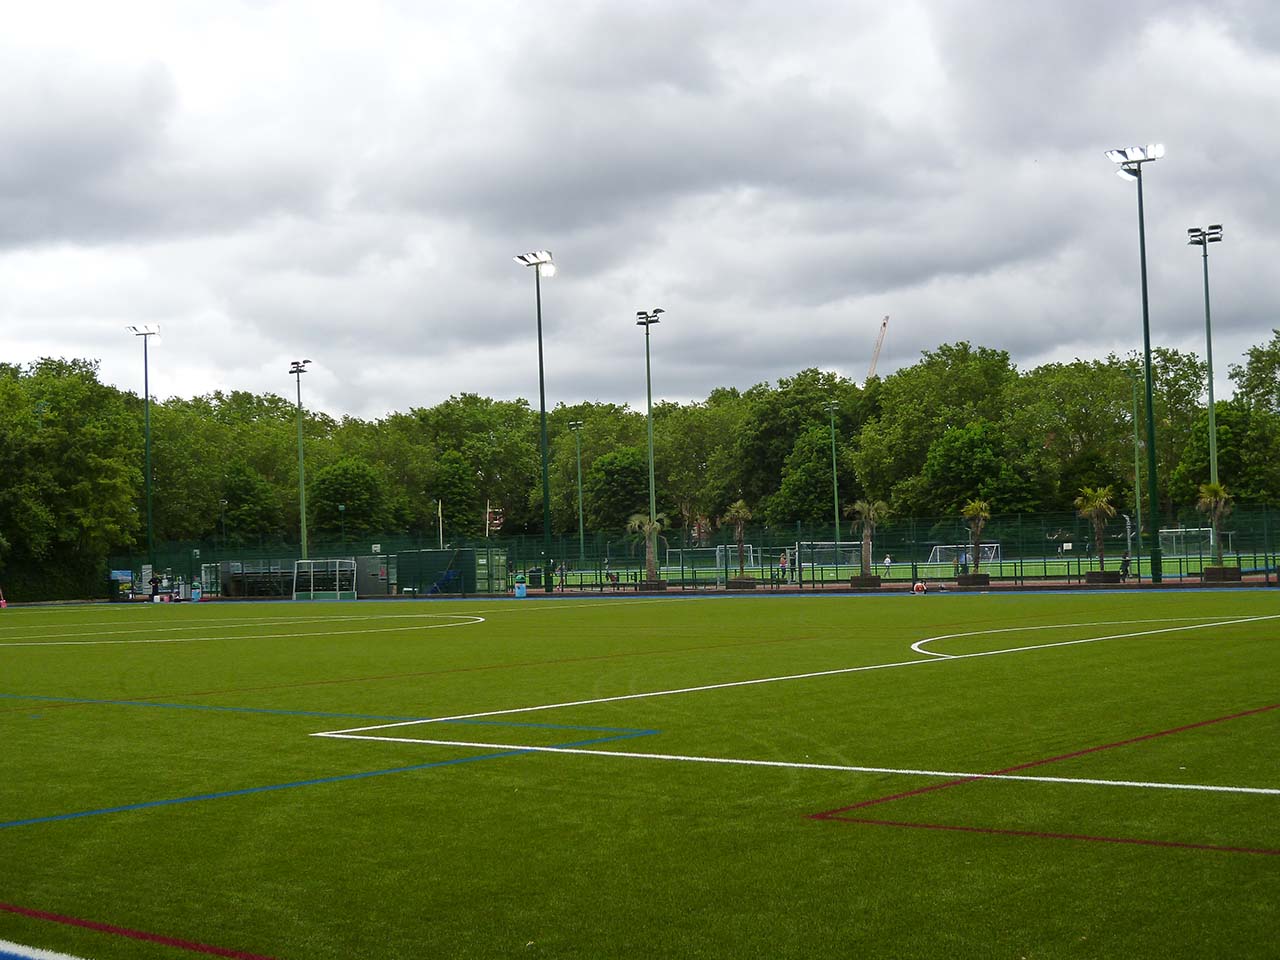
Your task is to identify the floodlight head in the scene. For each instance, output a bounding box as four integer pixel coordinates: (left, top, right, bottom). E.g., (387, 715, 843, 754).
(568, 420, 584, 430)
(514, 250, 554, 267)
(538, 261, 556, 277)
(289, 359, 311, 375)
(1115, 167, 1139, 182)
(126, 324, 160, 336)
(1105, 149, 1127, 163)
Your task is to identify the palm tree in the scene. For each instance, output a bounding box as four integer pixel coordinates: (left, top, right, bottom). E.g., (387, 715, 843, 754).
(847, 500, 890, 577)
(1074, 486, 1116, 571)
(719, 500, 753, 577)
(960, 499, 991, 573)
(1196, 482, 1233, 565)
(627, 513, 667, 582)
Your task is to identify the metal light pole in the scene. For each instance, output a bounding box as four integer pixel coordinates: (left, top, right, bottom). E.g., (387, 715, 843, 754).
(219, 498, 228, 548)
(514, 250, 557, 592)
(1107, 143, 1165, 583)
(569, 420, 585, 563)
(126, 325, 159, 570)
(823, 401, 841, 552)
(1187, 224, 1223, 486)
(1125, 368, 1144, 565)
(289, 359, 311, 559)
(338, 503, 346, 546)
(636, 309, 665, 530)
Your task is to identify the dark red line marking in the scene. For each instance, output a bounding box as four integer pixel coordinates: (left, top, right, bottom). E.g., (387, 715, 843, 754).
(811, 702, 1280, 817)
(820, 816, 1280, 857)
(0, 901, 277, 959)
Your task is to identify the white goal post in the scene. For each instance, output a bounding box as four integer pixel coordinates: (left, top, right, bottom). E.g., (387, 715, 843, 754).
(926, 543, 1001, 565)
(293, 559, 358, 600)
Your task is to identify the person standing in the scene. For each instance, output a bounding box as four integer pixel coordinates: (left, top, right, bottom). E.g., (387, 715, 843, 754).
(1120, 551, 1131, 581)
(883, 555, 892, 578)
(778, 549, 789, 583)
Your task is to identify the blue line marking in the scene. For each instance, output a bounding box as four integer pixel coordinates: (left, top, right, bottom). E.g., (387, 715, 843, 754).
(0, 693, 655, 734)
(0, 749, 532, 830)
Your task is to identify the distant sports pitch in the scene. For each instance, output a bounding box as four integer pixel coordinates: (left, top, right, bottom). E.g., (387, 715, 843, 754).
(1, 592, 1277, 959)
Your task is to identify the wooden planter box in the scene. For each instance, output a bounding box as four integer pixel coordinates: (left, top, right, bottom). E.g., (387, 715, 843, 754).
(956, 573, 990, 587)
(1085, 570, 1122, 584)
(1202, 566, 1242, 582)
(726, 578, 757, 591)
(637, 580, 669, 592)
(848, 575, 883, 588)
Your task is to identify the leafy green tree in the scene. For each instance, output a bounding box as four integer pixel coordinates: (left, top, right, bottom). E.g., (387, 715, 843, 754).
(221, 464, 283, 546)
(918, 420, 1047, 516)
(583, 447, 648, 532)
(853, 342, 1018, 508)
(310, 457, 391, 541)
(1074, 486, 1116, 570)
(1169, 399, 1280, 507)
(431, 450, 482, 539)
(762, 425, 859, 526)
(1228, 328, 1280, 413)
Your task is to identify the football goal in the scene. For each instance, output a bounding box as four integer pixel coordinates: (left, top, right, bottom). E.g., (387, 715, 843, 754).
(1158, 527, 1216, 557)
(795, 541, 860, 566)
(926, 543, 1002, 565)
(293, 559, 358, 600)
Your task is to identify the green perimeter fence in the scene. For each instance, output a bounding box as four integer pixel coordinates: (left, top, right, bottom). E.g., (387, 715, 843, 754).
(103, 506, 1280, 601)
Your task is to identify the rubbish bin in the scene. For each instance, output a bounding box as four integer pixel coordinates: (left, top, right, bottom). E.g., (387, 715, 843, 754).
(514, 575, 527, 599)
(191, 583, 203, 603)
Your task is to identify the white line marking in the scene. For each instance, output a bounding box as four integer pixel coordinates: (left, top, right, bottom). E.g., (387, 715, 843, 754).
(0, 612, 478, 640)
(0, 938, 92, 960)
(0, 615, 485, 648)
(908, 616, 1264, 658)
(310, 733, 1280, 797)
(314, 614, 1280, 737)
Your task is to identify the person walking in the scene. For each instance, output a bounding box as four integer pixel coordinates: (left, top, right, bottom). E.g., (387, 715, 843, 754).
(883, 555, 892, 578)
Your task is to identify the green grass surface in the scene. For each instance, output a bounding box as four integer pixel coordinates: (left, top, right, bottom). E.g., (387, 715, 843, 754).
(1, 592, 1277, 959)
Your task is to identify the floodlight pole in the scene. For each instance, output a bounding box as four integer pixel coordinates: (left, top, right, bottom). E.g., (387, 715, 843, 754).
(569, 421, 585, 563)
(128, 326, 159, 571)
(636, 309, 665, 529)
(1126, 369, 1144, 564)
(1188, 225, 1223, 486)
(515, 251, 556, 592)
(824, 401, 841, 552)
(1108, 146, 1164, 583)
(289, 359, 311, 559)
(339, 503, 346, 546)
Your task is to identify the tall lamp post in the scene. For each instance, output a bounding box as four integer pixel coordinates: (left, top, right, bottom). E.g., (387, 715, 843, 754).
(514, 250, 557, 592)
(338, 503, 346, 546)
(1124, 367, 1144, 566)
(823, 401, 842, 553)
(289, 359, 311, 559)
(218, 498, 228, 548)
(126, 325, 159, 571)
(1106, 143, 1165, 583)
(636, 309, 665, 534)
(568, 420, 585, 563)
(1187, 224, 1223, 485)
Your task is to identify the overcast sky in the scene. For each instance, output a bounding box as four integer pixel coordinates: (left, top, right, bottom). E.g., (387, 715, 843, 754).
(2, 0, 1278, 420)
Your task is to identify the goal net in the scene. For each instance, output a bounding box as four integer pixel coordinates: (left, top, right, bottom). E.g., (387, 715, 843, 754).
(795, 541, 860, 566)
(1159, 527, 1214, 558)
(716, 544, 755, 571)
(666, 547, 721, 569)
(293, 559, 358, 600)
(926, 543, 1002, 565)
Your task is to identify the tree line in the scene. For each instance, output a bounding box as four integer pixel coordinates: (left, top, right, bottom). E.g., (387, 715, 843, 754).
(2, 331, 1278, 598)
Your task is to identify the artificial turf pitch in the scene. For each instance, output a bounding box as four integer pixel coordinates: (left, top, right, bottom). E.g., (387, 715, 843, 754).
(0, 591, 1276, 959)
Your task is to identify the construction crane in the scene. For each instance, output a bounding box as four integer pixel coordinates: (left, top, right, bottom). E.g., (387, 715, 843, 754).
(866, 315, 889, 382)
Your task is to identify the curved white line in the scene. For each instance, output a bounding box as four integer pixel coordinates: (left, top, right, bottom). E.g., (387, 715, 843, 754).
(0, 615, 486, 648)
(909, 616, 1260, 658)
